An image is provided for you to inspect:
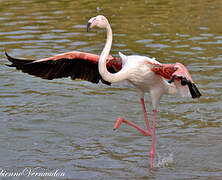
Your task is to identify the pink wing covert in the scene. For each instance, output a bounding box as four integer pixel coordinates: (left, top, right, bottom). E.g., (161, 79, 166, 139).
(172, 63, 193, 82)
(150, 62, 201, 98)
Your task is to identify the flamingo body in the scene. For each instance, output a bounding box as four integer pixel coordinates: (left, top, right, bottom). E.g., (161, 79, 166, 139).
(116, 54, 166, 106)
(5, 15, 201, 168)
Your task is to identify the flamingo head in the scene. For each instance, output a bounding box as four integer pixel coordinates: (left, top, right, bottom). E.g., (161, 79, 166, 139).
(87, 15, 109, 32)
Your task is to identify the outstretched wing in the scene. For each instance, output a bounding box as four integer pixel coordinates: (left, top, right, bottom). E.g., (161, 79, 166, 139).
(5, 51, 122, 85)
(150, 62, 202, 98)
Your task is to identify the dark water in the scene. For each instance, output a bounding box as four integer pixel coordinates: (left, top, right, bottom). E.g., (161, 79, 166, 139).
(0, 0, 222, 179)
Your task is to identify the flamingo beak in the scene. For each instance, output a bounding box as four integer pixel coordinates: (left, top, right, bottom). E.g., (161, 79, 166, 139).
(87, 22, 92, 32)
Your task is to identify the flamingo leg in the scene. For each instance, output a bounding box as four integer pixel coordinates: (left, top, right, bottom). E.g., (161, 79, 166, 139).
(141, 98, 151, 134)
(150, 109, 156, 168)
(113, 98, 151, 136)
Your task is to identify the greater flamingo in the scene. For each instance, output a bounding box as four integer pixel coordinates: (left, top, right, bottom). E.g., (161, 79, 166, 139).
(5, 15, 201, 168)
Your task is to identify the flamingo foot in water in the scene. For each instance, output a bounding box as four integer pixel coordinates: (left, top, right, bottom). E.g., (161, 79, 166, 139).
(113, 116, 150, 136)
(150, 150, 154, 168)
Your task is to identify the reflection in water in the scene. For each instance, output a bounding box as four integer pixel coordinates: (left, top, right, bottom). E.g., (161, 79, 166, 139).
(0, 0, 222, 179)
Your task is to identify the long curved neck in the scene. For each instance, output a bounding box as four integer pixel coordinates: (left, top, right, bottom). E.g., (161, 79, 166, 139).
(98, 23, 128, 83)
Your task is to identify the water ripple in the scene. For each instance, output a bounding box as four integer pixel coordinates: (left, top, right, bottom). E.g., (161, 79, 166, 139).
(0, 0, 222, 179)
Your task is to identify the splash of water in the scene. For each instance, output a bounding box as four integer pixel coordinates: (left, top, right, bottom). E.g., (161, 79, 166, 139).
(153, 152, 174, 168)
(151, 126, 174, 168)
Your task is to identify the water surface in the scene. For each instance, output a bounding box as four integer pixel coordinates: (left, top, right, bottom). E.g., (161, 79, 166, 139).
(0, 0, 222, 179)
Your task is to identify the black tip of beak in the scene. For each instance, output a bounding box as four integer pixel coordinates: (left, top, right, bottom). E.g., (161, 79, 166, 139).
(87, 22, 91, 32)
